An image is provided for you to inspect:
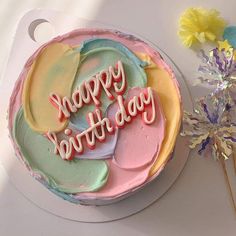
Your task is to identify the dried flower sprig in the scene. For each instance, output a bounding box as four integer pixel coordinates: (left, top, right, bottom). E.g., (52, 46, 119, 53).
(181, 91, 236, 160)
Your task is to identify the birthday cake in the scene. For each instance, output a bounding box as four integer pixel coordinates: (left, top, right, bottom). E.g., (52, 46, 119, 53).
(8, 29, 181, 205)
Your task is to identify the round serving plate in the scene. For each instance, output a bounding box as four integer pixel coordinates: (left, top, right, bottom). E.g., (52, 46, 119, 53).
(0, 9, 193, 222)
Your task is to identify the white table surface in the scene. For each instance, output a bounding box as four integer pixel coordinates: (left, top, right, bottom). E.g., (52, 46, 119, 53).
(0, 0, 236, 235)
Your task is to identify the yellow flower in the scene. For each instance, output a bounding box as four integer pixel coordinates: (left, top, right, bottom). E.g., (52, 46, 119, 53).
(178, 8, 226, 47)
(217, 40, 232, 52)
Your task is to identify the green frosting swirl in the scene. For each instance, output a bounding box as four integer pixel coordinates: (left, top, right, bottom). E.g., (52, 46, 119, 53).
(71, 38, 147, 130)
(13, 108, 109, 194)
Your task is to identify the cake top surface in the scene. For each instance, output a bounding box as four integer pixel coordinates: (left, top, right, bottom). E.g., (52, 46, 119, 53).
(9, 28, 181, 203)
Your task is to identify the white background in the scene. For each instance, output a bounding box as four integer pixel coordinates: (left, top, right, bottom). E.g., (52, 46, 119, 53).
(0, 0, 236, 235)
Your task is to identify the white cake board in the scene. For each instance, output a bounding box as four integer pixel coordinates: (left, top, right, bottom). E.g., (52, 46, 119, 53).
(0, 9, 193, 222)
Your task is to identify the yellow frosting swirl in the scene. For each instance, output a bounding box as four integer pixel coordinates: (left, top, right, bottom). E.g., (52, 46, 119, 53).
(137, 53, 181, 176)
(22, 43, 80, 133)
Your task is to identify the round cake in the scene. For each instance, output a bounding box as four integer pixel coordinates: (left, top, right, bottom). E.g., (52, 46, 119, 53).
(8, 28, 182, 205)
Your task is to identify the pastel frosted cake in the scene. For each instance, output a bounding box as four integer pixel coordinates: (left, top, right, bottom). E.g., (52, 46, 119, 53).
(8, 29, 181, 205)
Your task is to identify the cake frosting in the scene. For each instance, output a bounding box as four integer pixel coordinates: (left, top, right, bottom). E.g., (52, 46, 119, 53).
(8, 28, 181, 205)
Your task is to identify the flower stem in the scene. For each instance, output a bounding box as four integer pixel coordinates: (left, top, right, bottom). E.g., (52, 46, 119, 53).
(220, 157, 236, 214)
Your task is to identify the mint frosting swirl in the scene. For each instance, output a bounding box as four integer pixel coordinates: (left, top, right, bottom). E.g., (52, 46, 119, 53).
(13, 108, 109, 194)
(70, 38, 147, 130)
